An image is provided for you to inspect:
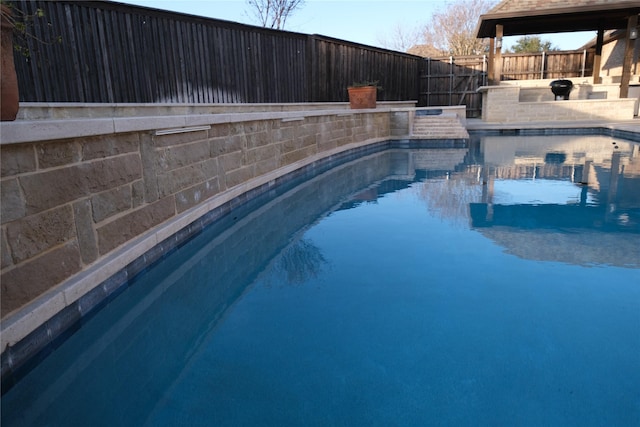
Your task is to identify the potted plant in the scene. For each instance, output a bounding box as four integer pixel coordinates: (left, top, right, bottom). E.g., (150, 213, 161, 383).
(347, 81, 380, 109)
(1, 3, 19, 121)
(0, 2, 57, 121)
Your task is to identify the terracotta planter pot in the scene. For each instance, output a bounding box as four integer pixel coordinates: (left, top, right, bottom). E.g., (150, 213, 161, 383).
(348, 86, 376, 109)
(1, 5, 19, 121)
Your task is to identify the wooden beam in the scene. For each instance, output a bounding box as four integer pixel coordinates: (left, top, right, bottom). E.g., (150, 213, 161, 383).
(488, 37, 495, 84)
(593, 28, 604, 84)
(620, 14, 638, 98)
(494, 24, 503, 85)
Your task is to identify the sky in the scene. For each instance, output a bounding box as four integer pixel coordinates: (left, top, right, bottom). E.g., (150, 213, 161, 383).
(117, 0, 598, 52)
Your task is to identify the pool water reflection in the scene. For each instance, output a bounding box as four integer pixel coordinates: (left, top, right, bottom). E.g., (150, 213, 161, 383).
(2, 135, 639, 426)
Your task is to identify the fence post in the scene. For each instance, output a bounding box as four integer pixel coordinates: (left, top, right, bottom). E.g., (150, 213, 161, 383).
(581, 49, 586, 78)
(449, 56, 453, 105)
(306, 35, 314, 102)
(482, 55, 487, 86)
(427, 57, 431, 106)
(540, 51, 545, 79)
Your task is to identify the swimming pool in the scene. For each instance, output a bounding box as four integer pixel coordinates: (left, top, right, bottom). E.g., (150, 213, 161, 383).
(2, 134, 639, 426)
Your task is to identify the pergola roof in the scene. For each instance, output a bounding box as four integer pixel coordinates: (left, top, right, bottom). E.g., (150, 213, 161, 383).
(476, 0, 640, 38)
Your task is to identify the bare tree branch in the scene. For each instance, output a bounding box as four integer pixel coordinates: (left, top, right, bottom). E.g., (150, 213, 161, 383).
(375, 0, 496, 57)
(376, 22, 421, 52)
(245, 0, 305, 30)
(421, 0, 497, 56)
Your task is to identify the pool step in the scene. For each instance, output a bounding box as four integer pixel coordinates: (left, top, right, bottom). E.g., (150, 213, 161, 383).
(412, 113, 469, 139)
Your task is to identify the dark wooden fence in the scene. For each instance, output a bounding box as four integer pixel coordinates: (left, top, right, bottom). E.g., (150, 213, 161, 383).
(10, 0, 594, 117)
(10, 0, 421, 104)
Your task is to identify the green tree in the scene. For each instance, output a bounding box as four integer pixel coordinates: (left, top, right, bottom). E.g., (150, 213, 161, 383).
(509, 36, 557, 53)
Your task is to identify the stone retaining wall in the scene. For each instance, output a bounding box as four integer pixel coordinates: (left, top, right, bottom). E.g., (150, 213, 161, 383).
(0, 105, 413, 350)
(478, 85, 637, 122)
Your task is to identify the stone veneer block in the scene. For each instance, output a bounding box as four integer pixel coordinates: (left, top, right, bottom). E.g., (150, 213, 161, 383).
(96, 196, 175, 255)
(20, 154, 142, 215)
(255, 158, 279, 177)
(200, 158, 220, 179)
(218, 151, 244, 173)
(225, 165, 256, 189)
(73, 199, 99, 264)
(1, 241, 82, 317)
(0, 144, 36, 177)
(157, 139, 211, 172)
(36, 139, 81, 168)
(81, 133, 140, 160)
(156, 162, 212, 198)
(317, 139, 339, 153)
(131, 180, 146, 208)
(280, 136, 303, 153)
(281, 146, 318, 166)
(5, 205, 76, 264)
(246, 144, 278, 164)
(299, 134, 318, 149)
(91, 185, 133, 223)
(210, 135, 245, 156)
(245, 130, 271, 150)
(240, 120, 270, 135)
(1, 179, 26, 224)
(207, 123, 231, 138)
(1, 229, 12, 269)
(139, 133, 160, 203)
(272, 127, 294, 144)
(175, 178, 221, 214)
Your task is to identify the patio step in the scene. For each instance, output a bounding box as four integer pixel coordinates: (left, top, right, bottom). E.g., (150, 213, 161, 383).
(412, 113, 469, 139)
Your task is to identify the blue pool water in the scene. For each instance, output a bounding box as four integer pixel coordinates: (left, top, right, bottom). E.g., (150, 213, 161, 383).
(2, 135, 640, 426)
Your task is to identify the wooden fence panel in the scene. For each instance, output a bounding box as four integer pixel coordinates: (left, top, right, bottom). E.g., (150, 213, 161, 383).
(502, 51, 593, 80)
(307, 36, 421, 103)
(421, 56, 487, 117)
(544, 50, 594, 79)
(11, 0, 313, 103)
